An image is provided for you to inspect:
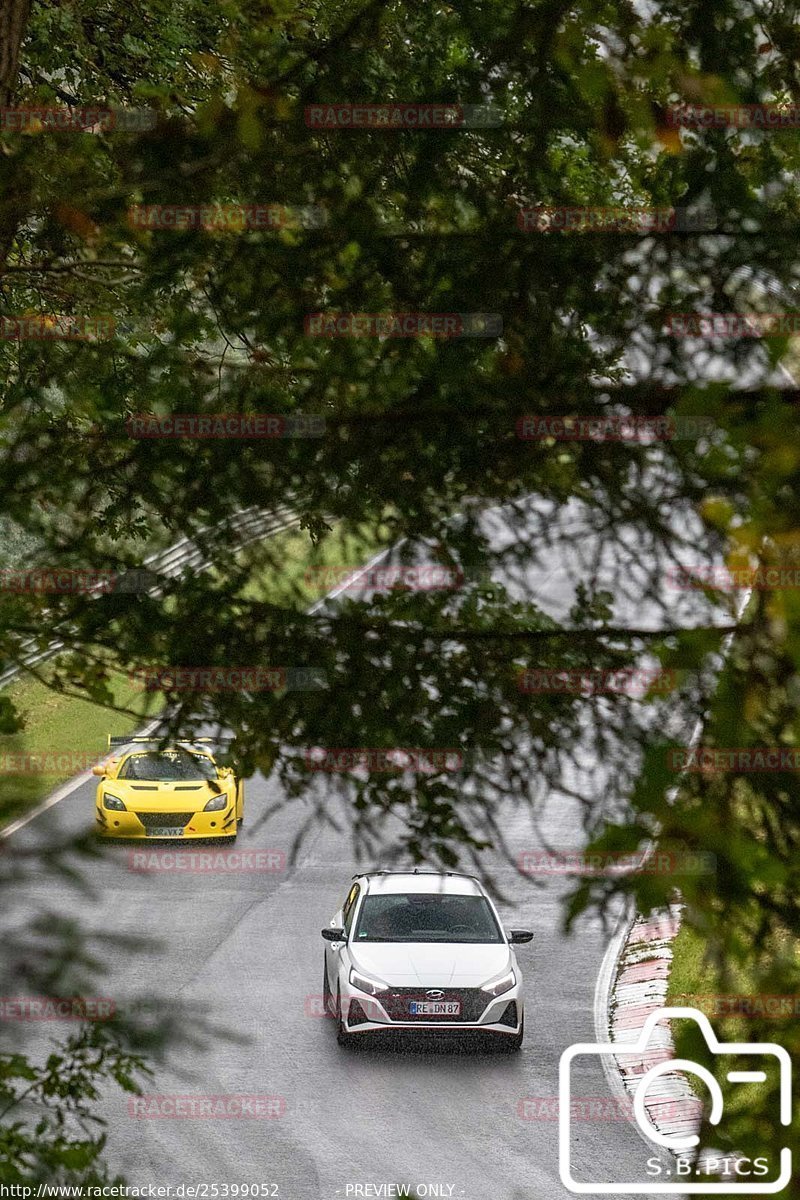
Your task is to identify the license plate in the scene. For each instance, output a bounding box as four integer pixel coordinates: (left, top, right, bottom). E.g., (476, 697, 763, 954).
(409, 1001, 461, 1016)
(145, 827, 185, 837)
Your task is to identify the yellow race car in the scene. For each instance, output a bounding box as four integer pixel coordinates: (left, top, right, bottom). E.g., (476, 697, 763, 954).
(93, 737, 243, 841)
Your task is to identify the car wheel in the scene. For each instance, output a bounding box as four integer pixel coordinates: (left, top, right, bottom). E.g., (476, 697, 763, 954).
(336, 985, 355, 1046)
(501, 1014, 524, 1052)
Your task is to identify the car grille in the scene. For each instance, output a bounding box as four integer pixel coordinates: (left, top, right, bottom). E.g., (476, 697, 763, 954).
(377, 988, 490, 1023)
(135, 812, 194, 829)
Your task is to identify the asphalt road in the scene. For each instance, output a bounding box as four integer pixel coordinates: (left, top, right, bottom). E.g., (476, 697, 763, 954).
(1, 498, 716, 1199)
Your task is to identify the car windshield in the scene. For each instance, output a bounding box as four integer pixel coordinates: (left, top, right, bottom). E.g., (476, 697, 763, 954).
(354, 893, 504, 943)
(118, 750, 218, 782)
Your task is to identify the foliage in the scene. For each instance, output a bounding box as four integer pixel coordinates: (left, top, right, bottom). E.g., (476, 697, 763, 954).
(0, 0, 800, 1187)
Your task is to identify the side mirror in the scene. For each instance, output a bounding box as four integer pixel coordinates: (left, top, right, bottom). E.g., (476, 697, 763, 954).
(508, 929, 534, 944)
(92, 764, 106, 777)
(321, 927, 346, 942)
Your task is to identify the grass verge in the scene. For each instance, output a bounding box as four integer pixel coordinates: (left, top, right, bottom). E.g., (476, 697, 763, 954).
(0, 517, 392, 831)
(0, 671, 164, 829)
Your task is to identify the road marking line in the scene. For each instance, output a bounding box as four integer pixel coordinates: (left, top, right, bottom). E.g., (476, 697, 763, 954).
(0, 719, 162, 841)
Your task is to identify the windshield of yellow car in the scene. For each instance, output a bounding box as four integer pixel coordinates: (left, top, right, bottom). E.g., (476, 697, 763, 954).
(118, 750, 218, 782)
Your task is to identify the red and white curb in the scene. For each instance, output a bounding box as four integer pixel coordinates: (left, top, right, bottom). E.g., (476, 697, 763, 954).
(608, 904, 703, 1145)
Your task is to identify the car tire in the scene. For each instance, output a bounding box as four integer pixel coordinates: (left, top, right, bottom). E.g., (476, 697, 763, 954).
(336, 985, 355, 1046)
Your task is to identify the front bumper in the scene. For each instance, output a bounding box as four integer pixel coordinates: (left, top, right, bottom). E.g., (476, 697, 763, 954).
(95, 805, 237, 839)
(339, 984, 523, 1037)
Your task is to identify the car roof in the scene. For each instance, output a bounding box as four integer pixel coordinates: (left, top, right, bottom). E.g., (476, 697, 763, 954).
(359, 872, 484, 897)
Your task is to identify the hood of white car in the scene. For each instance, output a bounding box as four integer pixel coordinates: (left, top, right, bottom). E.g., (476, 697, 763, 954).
(350, 942, 512, 987)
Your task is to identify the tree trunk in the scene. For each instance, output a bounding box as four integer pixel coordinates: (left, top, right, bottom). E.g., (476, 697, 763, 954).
(0, 0, 31, 107)
(0, 0, 32, 272)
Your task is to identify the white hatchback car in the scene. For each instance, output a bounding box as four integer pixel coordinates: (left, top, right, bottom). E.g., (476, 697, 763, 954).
(321, 870, 532, 1049)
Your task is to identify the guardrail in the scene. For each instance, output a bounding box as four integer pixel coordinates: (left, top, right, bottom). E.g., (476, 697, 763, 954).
(0, 503, 301, 690)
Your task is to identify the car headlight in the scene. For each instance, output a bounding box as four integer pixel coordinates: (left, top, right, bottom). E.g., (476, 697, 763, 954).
(480, 968, 516, 997)
(103, 794, 126, 811)
(203, 794, 228, 812)
(349, 968, 389, 996)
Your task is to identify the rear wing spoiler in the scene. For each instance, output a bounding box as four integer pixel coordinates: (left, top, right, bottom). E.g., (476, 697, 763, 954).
(107, 735, 235, 748)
